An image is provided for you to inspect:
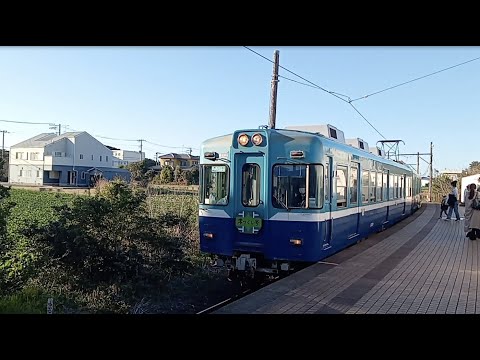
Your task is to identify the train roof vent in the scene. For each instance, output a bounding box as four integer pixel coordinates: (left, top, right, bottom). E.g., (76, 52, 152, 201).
(284, 124, 345, 143)
(369, 146, 386, 158)
(346, 138, 369, 151)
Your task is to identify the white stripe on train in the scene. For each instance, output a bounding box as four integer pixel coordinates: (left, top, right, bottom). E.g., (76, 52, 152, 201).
(199, 198, 414, 222)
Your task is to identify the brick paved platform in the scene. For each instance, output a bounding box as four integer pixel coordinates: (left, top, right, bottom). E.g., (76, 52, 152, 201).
(215, 203, 477, 314)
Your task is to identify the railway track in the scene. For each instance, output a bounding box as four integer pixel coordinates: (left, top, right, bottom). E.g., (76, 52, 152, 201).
(196, 262, 313, 314)
(196, 276, 279, 314)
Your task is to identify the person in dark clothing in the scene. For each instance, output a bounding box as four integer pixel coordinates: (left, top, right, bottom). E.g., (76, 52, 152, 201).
(439, 195, 448, 219)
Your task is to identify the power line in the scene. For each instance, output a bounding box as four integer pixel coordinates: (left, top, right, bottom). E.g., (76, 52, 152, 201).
(244, 47, 387, 140)
(2, 120, 199, 153)
(350, 56, 480, 102)
(95, 135, 138, 142)
(144, 140, 183, 148)
(0, 119, 54, 125)
(279, 75, 352, 100)
(348, 103, 386, 139)
(244, 47, 349, 103)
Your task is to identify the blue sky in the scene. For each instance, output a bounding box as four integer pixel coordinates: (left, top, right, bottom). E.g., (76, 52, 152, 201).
(0, 46, 478, 176)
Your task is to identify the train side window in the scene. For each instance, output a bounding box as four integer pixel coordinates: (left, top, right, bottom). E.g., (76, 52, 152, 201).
(242, 164, 260, 207)
(370, 171, 377, 202)
(308, 164, 324, 209)
(399, 175, 404, 199)
(349, 165, 358, 205)
(200, 165, 229, 206)
(272, 164, 307, 209)
(377, 172, 383, 201)
(362, 170, 369, 204)
(325, 163, 330, 202)
(336, 166, 347, 208)
(393, 175, 398, 199)
(407, 176, 412, 197)
(389, 173, 394, 200)
(383, 172, 388, 201)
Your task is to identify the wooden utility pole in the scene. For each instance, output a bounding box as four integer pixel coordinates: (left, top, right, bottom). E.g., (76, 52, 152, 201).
(429, 142, 433, 202)
(138, 139, 145, 161)
(1, 130, 6, 160)
(269, 50, 280, 129)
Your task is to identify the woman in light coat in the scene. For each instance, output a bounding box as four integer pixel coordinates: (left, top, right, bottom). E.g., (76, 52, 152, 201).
(464, 184, 476, 234)
(468, 187, 480, 240)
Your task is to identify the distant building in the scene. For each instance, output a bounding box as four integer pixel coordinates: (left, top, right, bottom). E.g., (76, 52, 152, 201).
(438, 169, 463, 181)
(421, 176, 430, 187)
(158, 153, 199, 171)
(9, 132, 130, 186)
(109, 147, 145, 167)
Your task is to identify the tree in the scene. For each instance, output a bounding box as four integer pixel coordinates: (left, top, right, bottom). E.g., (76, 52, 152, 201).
(173, 165, 183, 183)
(462, 161, 480, 176)
(160, 165, 173, 184)
(0, 185, 13, 244)
(184, 168, 199, 185)
(125, 159, 157, 185)
(469, 161, 480, 170)
(0, 158, 6, 182)
(431, 175, 452, 200)
(22, 178, 194, 312)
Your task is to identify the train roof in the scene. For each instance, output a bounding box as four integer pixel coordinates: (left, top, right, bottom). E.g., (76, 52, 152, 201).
(201, 125, 418, 175)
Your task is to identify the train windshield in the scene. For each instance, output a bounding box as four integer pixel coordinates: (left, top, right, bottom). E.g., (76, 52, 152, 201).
(200, 165, 229, 206)
(272, 164, 324, 209)
(242, 164, 261, 207)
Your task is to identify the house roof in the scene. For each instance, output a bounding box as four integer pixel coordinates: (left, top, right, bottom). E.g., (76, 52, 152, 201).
(11, 132, 85, 149)
(106, 145, 120, 150)
(158, 152, 199, 160)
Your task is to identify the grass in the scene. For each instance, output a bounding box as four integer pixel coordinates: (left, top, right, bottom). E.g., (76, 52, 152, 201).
(0, 287, 51, 314)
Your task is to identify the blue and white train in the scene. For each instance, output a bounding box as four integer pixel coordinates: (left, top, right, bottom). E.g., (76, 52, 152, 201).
(199, 124, 421, 280)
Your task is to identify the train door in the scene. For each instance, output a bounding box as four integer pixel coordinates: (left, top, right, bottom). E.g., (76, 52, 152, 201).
(401, 174, 406, 215)
(323, 156, 333, 249)
(349, 163, 360, 237)
(234, 153, 265, 237)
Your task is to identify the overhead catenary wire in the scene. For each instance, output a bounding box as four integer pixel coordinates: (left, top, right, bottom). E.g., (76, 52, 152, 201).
(244, 46, 388, 140)
(349, 56, 480, 102)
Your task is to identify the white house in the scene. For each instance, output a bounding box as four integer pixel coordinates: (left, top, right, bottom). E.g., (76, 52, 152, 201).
(9, 132, 130, 186)
(460, 173, 480, 203)
(109, 148, 145, 167)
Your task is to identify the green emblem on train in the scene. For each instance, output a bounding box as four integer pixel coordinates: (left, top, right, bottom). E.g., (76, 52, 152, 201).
(235, 211, 262, 234)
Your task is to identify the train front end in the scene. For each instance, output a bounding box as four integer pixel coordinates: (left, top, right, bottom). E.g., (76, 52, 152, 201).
(199, 129, 325, 281)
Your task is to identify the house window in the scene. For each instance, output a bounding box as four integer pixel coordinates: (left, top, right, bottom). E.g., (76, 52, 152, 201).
(81, 172, 85, 180)
(100, 156, 102, 161)
(54, 151, 62, 157)
(106, 156, 108, 162)
(91, 155, 94, 160)
(80, 154, 84, 159)
(26, 170, 32, 177)
(16, 152, 23, 159)
(31, 152, 39, 160)
(19, 169, 23, 176)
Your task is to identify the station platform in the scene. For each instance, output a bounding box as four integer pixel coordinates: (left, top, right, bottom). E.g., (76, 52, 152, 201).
(215, 203, 478, 314)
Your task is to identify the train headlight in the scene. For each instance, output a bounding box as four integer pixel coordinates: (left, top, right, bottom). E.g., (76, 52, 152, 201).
(238, 133, 249, 146)
(251, 133, 263, 146)
(290, 239, 303, 246)
(203, 232, 214, 239)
